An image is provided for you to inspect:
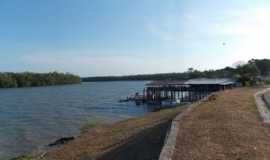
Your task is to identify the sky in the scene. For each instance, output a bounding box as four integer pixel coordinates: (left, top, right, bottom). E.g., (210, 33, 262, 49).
(1, 0, 270, 76)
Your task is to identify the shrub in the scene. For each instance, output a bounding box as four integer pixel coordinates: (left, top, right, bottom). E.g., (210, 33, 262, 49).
(265, 79, 270, 85)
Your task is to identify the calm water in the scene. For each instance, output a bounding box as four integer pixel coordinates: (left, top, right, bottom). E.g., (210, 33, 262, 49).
(0, 81, 151, 159)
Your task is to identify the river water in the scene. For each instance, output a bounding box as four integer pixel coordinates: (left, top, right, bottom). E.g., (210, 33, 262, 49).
(0, 81, 151, 159)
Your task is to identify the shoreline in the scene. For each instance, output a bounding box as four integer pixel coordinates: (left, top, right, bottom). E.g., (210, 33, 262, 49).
(12, 105, 188, 160)
(13, 87, 270, 160)
(0, 82, 81, 90)
(0, 81, 148, 160)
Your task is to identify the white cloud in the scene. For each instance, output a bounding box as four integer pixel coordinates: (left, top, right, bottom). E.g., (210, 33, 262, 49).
(144, 5, 270, 72)
(215, 7, 270, 61)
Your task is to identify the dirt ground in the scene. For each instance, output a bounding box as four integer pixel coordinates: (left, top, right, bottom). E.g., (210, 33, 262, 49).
(173, 88, 270, 160)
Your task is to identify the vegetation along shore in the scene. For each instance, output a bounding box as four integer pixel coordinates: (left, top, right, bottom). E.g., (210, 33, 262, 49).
(83, 59, 270, 86)
(0, 72, 81, 88)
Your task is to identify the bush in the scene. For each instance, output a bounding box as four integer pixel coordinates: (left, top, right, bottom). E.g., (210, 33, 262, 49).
(0, 72, 81, 88)
(11, 155, 33, 160)
(265, 79, 270, 85)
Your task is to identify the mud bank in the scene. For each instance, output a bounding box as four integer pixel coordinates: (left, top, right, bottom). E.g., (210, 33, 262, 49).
(12, 120, 171, 160)
(99, 120, 171, 160)
(42, 106, 186, 160)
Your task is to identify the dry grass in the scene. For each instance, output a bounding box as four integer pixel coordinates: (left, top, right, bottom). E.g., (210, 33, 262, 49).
(44, 105, 186, 160)
(173, 88, 270, 160)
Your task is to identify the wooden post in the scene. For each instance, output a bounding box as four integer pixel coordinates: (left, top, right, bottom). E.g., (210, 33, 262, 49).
(181, 88, 185, 102)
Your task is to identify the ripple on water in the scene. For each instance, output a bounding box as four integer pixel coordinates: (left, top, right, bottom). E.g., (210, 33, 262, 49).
(0, 81, 149, 159)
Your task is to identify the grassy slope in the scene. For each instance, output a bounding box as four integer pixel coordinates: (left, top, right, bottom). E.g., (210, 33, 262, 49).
(173, 87, 270, 160)
(43, 106, 187, 160)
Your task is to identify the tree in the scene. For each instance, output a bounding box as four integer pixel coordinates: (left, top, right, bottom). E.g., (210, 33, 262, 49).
(235, 62, 260, 86)
(252, 59, 270, 76)
(0, 72, 81, 88)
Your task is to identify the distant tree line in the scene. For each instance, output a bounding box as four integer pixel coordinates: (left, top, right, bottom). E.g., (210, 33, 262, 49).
(82, 59, 270, 86)
(0, 72, 81, 88)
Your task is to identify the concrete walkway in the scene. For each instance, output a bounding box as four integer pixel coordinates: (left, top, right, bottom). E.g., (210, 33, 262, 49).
(263, 90, 270, 107)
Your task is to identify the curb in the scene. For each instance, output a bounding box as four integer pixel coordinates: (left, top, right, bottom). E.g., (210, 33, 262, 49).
(254, 88, 270, 124)
(158, 94, 213, 160)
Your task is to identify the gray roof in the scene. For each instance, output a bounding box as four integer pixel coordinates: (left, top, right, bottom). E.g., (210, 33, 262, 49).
(185, 78, 235, 85)
(146, 80, 186, 87)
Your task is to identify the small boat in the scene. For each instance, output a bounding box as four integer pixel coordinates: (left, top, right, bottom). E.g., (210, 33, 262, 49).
(118, 99, 130, 103)
(118, 96, 134, 103)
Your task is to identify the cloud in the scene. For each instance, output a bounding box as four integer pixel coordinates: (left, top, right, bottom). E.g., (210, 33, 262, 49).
(214, 8, 269, 36)
(214, 7, 270, 61)
(145, 5, 270, 70)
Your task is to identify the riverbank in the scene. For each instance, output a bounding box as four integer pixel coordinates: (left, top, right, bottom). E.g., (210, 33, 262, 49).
(172, 87, 270, 160)
(22, 105, 187, 160)
(14, 87, 270, 160)
(0, 81, 150, 160)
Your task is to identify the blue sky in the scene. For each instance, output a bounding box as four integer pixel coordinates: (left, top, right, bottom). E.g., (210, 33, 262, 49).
(1, 0, 270, 76)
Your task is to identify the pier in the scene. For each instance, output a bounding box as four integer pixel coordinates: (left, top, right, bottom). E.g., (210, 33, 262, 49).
(142, 78, 236, 105)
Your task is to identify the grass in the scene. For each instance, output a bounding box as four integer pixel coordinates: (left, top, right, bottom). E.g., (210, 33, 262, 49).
(80, 121, 106, 133)
(44, 105, 187, 160)
(21, 156, 33, 160)
(265, 79, 270, 85)
(173, 87, 270, 160)
(12, 155, 33, 160)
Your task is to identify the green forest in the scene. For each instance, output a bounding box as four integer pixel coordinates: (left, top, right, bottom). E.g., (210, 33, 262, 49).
(2, 59, 269, 88)
(0, 72, 81, 88)
(83, 59, 270, 85)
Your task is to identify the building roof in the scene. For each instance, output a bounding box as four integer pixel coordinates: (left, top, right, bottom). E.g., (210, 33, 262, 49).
(185, 78, 235, 85)
(146, 78, 236, 88)
(146, 80, 186, 87)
